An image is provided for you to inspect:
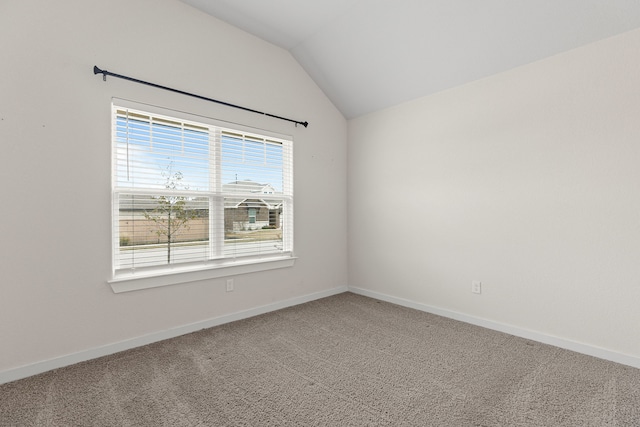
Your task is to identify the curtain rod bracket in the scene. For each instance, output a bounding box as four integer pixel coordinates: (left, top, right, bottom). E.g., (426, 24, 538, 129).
(93, 65, 309, 128)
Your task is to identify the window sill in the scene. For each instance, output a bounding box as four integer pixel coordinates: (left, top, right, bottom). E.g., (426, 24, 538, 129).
(108, 256, 297, 293)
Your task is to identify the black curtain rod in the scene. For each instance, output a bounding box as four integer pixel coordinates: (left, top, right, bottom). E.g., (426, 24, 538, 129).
(93, 66, 308, 128)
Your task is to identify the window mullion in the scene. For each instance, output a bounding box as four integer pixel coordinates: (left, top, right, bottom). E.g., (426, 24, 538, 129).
(211, 127, 223, 259)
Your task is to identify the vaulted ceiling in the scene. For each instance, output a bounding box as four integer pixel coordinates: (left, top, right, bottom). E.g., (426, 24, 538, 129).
(181, 0, 640, 119)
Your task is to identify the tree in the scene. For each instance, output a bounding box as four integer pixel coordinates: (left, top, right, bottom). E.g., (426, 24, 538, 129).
(144, 165, 197, 264)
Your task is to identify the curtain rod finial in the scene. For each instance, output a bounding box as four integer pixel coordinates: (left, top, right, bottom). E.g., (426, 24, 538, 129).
(93, 65, 107, 81)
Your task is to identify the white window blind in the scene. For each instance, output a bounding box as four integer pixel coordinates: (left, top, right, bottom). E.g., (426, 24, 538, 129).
(112, 102, 293, 278)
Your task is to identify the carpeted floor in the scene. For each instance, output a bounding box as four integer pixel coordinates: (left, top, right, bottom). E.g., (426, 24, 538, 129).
(1, 292, 639, 426)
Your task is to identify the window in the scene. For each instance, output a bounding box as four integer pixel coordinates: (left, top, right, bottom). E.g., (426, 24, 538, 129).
(111, 100, 293, 286)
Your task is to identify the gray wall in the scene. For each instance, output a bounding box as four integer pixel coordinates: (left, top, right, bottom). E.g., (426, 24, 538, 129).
(349, 28, 640, 362)
(0, 0, 347, 376)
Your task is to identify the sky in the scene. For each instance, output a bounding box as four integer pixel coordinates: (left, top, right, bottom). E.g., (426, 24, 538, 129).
(115, 114, 285, 193)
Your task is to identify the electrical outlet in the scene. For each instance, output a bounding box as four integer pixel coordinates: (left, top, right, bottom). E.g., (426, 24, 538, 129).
(226, 278, 234, 292)
(471, 281, 482, 294)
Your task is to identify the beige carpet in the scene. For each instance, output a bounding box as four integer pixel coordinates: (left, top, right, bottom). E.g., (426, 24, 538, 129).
(1, 292, 639, 426)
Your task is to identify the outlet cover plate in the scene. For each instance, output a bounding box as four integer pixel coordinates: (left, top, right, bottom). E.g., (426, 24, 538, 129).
(472, 281, 482, 294)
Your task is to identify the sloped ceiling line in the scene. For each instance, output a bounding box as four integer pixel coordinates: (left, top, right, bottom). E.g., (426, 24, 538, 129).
(181, 0, 640, 119)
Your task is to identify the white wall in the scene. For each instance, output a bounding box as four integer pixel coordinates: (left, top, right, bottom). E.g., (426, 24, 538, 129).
(349, 29, 640, 361)
(0, 0, 347, 377)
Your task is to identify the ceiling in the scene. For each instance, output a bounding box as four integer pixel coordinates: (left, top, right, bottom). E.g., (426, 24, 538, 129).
(181, 0, 640, 119)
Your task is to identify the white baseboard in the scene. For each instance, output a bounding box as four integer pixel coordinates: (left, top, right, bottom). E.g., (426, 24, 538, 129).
(0, 286, 348, 385)
(5, 284, 637, 386)
(347, 286, 640, 370)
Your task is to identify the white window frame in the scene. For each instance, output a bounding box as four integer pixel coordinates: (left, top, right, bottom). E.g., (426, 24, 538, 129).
(108, 99, 295, 293)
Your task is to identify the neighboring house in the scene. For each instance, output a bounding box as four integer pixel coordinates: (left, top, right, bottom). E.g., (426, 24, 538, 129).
(117, 180, 283, 246)
(223, 180, 283, 231)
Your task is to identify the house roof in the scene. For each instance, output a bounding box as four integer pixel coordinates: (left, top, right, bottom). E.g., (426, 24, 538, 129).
(119, 194, 282, 211)
(119, 181, 283, 210)
(224, 198, 283, 209)
(222, 180, 276, 194)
